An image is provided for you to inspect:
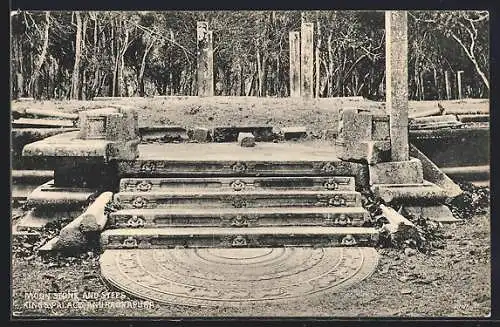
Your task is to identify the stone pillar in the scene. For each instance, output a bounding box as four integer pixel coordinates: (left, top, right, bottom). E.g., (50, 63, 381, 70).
(457, 70, 464, 99)
(385, 11, 409, 162)
(445, 70, 451, 100)
(289, 31, 301, 97)
(197, 21, 214, 97)
(300, 23, 314, 98)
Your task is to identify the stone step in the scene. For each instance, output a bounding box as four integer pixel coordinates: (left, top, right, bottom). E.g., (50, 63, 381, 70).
(109, 207, 369, 228)
(119, 176, 356, 193)
(101, 226, 379, 249)
(115, 190, 362, 209)
(117, 143, 368, 188)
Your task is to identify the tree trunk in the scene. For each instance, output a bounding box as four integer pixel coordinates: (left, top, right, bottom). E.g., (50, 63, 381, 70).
(138, 39, 155, 97)
(256, 44, 262, 97)
(71, 11, 82, 99)
(29, 11, 50, 99)
(315, 18, 321, 98)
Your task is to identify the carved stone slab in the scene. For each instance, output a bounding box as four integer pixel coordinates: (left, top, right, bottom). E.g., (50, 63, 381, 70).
(119, 176, 356, 193)
(108, 207, 369, 228)
(99, 247, 379, 307)
(114, 190, 362, 209)
(100, 226, 379, 250)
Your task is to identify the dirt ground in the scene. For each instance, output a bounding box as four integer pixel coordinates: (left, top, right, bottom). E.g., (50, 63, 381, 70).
(10, 97, 491, 318)
(11, 201, 490, 318)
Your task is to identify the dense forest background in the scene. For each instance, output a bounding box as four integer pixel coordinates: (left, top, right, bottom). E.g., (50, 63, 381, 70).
(9, 10, 489, 101)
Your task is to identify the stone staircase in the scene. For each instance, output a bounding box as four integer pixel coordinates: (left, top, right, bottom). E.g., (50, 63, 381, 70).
(101, 153, 379, 249)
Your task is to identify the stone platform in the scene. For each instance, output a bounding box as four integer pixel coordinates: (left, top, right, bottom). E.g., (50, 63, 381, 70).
(99, 247, 379, 307)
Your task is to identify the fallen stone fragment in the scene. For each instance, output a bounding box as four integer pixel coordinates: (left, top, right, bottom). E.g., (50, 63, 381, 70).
(379, 204, 416, 234)
(404, 205, 460, 224)
(281, 127, 307, 140)
(80, 192, 114, 233)
(42, 192, 114, 253)
(371, 182, 448, 204)
(238, 132, 256, 147)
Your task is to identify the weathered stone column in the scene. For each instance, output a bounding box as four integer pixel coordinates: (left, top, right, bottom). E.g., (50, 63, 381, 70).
(289, 31, 301, 97)
(445, 70, 451, 100)
(457, 70, 464, 99)
(385, 11, 409, 161)
(300, 23, 314, 98)
(197, 21, 214, 97)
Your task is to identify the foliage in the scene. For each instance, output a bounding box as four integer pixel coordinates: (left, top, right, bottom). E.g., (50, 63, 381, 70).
(10, 10, 489, 100)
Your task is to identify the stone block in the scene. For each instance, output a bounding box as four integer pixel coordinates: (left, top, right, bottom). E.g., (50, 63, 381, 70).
(108, 139, 140, 161)
(139, 125, 188, 142)
(372, 115, 390, 141)
(78, 108, 118, 140)
(339, 109, 372, 142)
(238, 132, 256, 147)
(371, 181, 448, 204)
(369, 158, 423, 185)
(403, 204, 460, 223)
(281, 127, 307, 140)
(191, 127, 210, 143)
(338, 141, 391, 165)
(117, 106, 140, 140)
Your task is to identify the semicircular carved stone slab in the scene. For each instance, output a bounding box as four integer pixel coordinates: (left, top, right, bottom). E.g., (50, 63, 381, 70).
(99, 247, 380, 307)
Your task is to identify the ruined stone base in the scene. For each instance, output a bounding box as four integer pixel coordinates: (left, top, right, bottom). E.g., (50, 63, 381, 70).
(369, 158, 423, 185)
(26, 180, 99, 210)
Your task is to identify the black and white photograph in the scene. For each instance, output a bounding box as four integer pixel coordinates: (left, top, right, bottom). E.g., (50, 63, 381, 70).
(10, 10, 490, 318)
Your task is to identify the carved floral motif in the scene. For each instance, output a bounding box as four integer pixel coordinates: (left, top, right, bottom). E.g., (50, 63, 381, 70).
(231, 196, 247, 208)
(341, 234, 357, 246)
(132, 196, 147, 208)
(230, 179, 246, 191)
(321, 162, 336, 174)
(136, 181, 153, 192)
(123, 236, 138, 248)
(323, 178, 338, 190)
(231, 162, 247, 173)
(126, 216, 146, 228)
(140, 162, 156, 173)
